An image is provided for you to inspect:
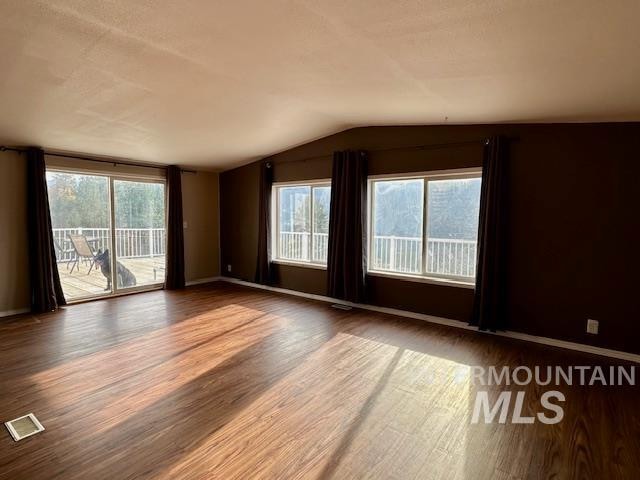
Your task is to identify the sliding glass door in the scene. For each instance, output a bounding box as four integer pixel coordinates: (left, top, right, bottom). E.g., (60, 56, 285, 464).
(46, 170, 166, 302)
(47, 171, 114, 300)
(113, 179, 166, 291)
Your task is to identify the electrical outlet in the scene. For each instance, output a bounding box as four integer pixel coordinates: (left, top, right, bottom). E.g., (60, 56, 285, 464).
(183, 221, 188, 229)
(227, 264, 232, 272)
(586, 319, 599, 335)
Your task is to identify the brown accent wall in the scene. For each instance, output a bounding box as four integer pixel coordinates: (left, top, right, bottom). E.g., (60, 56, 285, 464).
(220, 161, 260, 280)
(220, 124, 640, 354)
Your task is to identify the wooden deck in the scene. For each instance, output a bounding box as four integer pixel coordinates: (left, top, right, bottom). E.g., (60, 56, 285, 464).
(58, 256, 165, 299)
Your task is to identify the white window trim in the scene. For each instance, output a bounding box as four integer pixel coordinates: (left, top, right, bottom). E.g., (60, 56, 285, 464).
(271, 259, 328, 270)
(366, 271, 476, 289)
(367, 168, 482, 288)
(367, 167, 481, 181)
(271, 179, 331, 269)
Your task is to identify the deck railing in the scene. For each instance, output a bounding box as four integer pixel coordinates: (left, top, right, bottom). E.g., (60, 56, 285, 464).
(53, 227, 166, 261)
(278, 232, 328, 263)
(371, 236, 477, 278)
(277, 232, 476, 278)
(371, 235, 423, 274)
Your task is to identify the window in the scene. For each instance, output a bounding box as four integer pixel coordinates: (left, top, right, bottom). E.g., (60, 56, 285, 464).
(369, 170, 481, 285)
(273, 182, 331, 266)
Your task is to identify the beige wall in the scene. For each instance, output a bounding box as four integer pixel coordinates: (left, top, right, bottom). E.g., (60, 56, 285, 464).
(0, 150, 219, 315)
(182, 171, 220, 282)
(0, 151, 29, 314)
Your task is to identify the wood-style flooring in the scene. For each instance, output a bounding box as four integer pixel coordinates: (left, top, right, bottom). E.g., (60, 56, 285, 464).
(0, 282, 638, 479)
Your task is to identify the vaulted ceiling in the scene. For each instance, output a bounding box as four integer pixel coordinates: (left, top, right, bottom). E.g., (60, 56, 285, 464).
(1, 0, 639, 169)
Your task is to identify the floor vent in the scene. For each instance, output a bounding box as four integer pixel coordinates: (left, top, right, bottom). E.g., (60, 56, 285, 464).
(4, 413, 45, 442)
(331, 303, 352, 311)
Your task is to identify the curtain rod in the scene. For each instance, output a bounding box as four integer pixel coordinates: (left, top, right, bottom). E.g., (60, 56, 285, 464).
(271, 138, 493, 165)
(373, 138, 490, 153)
(0, 146, 197, 174)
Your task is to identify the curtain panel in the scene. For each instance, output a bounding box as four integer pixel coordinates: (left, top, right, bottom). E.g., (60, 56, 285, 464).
(255, 161, 274, 284)
(27, 147, 66, 312)
(327, 150, 368, 302)
(165, 165, 185, 289)
(471, 135, 509, 331)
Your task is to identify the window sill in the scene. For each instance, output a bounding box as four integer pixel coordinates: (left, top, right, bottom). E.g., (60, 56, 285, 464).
(366, 270, 475, 289)
(272, 259, 327, 271)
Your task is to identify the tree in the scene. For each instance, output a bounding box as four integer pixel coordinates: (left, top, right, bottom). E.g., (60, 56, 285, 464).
(46, 172, 165, 229)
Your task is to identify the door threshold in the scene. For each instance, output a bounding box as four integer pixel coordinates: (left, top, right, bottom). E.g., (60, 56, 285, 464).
(65, 285, 165, 305)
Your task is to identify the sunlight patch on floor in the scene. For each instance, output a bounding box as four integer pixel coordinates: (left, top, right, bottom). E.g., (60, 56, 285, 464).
(27, 304, 279, 435)
(154, 330, 475, 480)
(154, 334, 403, 479)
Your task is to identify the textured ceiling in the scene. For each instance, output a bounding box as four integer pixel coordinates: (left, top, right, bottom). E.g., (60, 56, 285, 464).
(1, 0, 639, 169)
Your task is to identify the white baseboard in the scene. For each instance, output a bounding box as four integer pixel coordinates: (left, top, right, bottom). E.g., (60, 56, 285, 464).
(219, 277, 640, 364)
(186, 276, 221, 286)
(0, 307, 30, 318)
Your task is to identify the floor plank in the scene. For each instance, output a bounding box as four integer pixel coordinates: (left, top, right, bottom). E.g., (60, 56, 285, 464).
(0, 282, 638, 479)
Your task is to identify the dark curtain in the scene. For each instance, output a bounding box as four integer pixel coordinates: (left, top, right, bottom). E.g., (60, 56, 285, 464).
(327, 150, 368, 302)
(471, 135, 509, 330)
(27, 147, 66, 312)
(255, 161, 273, 284)
(165, 165, 185, 289)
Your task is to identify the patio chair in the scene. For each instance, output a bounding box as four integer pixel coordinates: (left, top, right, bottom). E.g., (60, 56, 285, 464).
(53, 238, 76, 270)
(153, 258, 166, 282)
(68, 234, 97, 274)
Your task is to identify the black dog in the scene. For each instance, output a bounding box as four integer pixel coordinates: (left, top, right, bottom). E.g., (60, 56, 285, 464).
(94, 249, 137, 290)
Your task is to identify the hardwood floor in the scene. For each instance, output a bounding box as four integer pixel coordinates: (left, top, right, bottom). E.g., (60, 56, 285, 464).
(0, 282, 638, 479)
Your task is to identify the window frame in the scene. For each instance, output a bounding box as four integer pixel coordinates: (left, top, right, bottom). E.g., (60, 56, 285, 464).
(271, 179, 331, 269)
(46, 167, 167, 303)
(367, 168, 482, 287)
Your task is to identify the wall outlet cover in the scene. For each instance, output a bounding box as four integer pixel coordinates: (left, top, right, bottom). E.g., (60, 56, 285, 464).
(587, 319, 599, 335)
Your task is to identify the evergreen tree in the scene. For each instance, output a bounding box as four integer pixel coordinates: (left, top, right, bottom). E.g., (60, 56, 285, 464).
(46, 172, 165, 229)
